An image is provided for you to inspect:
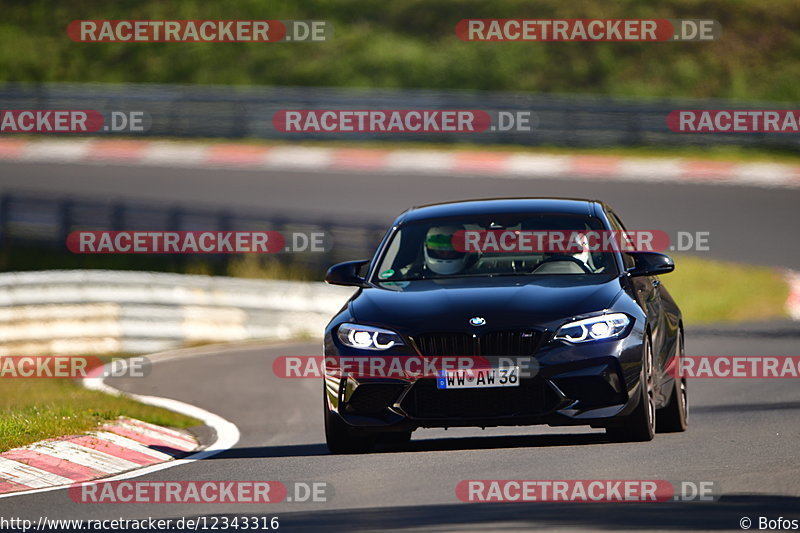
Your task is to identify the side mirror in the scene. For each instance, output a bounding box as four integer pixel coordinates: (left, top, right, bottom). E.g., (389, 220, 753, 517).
(325, 260, 370, 287)
(626, 252, 674, 277)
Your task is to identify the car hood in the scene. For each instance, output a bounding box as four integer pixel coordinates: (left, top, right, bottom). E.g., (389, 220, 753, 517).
(350, 275, 624, 331)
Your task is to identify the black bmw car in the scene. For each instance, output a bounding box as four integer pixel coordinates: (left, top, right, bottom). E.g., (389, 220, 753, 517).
(323, 198, 688, 453)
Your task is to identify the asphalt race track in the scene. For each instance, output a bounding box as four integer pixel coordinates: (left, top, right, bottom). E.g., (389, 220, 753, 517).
(2, 327, 800, 531)
(1, 161, 799, 531)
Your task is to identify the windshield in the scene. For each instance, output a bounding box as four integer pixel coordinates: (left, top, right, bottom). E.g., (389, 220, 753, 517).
(373, 213, 619, 282)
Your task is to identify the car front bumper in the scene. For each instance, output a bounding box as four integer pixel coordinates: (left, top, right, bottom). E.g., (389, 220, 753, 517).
(323, 332, 647, 433)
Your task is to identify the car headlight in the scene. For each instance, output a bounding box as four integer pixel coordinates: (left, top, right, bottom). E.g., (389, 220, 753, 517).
(554, 313, 631, 343)
(337, 323, 404, 350)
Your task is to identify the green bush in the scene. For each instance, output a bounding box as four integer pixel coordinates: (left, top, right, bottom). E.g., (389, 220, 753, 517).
(1, 0, 799, 101)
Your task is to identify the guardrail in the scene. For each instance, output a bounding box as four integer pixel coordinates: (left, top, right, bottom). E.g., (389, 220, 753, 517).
(0, 191, 387, 274)
(1, 83, 797, 148)
(0, 270, 355, 356)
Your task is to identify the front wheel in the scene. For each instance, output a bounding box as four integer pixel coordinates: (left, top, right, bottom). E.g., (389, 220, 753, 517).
(657, 331, 689, 433)
(607, 336, 656, 443)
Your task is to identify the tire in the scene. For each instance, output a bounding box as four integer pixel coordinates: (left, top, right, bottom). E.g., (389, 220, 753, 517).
(324, 392, 373, 454)
(607, 336, 656, 443)
(657, 331, 689, 433)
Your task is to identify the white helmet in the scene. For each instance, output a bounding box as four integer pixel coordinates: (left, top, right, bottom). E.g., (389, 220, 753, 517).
(424, 225, 467, 275)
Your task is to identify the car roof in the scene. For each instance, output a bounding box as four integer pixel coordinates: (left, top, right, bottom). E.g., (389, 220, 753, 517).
(394, 198, 606, 225)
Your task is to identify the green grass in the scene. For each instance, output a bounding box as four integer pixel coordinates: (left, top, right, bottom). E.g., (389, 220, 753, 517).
(0, 376, 200, 452)
(665, 254, 790, 324)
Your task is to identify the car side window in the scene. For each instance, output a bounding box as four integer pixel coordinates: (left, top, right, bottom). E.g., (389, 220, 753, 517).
(608, 211, 636, 270)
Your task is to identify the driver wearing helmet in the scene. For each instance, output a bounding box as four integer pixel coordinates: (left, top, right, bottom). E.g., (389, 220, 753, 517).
(423, 225, 470, 276)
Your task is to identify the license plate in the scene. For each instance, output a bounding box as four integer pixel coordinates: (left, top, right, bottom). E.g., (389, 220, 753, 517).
(436, 367, 520, 389)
